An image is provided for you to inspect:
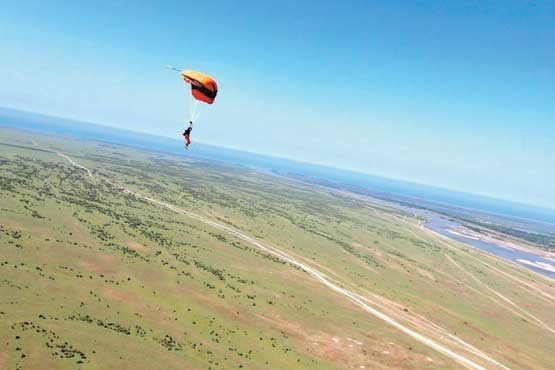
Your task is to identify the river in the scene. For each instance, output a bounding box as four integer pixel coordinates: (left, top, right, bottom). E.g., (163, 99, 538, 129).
(400, 207, 555, 279)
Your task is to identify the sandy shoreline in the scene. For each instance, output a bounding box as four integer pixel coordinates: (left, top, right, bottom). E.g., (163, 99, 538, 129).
(516, 259, 555, 273)
(448, 225, 555, 261)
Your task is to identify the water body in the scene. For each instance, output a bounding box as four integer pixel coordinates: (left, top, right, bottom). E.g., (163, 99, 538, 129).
(400, 207, 555, 279)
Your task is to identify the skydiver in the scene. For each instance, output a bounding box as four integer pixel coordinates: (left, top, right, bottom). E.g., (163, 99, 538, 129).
(182, 121, 193, 149)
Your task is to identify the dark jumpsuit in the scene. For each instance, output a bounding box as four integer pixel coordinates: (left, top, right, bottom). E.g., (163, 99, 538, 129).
(183, 125, 192, 146)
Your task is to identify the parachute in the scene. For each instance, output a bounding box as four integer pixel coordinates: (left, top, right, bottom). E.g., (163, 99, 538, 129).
(180, 70, 218, 105)
(166, 65, 218, 122)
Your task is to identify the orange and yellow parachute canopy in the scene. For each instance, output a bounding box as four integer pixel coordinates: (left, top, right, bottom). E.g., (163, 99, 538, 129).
(180, 70, 218, 104)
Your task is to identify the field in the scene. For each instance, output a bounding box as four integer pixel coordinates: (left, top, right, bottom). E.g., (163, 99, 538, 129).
(1, 128, 554, 370)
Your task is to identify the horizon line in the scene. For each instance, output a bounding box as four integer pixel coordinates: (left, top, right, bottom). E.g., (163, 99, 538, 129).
(1, 105, 554, 214)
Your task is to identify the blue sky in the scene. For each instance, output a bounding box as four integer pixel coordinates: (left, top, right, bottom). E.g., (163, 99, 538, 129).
(1, 1, 554, 208)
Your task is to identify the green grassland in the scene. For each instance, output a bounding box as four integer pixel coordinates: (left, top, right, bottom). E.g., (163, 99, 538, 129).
(1, 128, 554, 370)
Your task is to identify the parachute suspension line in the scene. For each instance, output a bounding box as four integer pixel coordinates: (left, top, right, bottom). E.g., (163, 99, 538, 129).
(186, 95, 202, 123)
(189, 97, 200, 123)
(193, 100, 202, 122)
(188, 92, 194, 122)
(186, 87, 199, 123)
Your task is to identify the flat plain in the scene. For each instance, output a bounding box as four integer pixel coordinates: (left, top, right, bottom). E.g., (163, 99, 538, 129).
(1, 128, 554, 370)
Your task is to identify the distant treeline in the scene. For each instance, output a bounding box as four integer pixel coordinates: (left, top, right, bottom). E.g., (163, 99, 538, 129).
(461, 220, 555, 252)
